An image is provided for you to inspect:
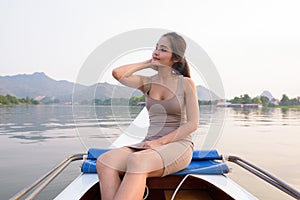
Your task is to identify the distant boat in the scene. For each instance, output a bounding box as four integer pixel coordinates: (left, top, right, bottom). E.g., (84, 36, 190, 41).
(216, 102, 261, 109)
(12, 108, 300, 200)
(137, 101, 146, 106)
(216, 101, 232, 107)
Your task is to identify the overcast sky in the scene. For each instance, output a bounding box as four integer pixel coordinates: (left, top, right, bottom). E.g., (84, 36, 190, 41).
(1, 0, 300, 99)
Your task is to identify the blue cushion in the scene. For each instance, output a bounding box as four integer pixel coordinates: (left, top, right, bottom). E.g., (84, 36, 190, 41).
(192, 150, 222, 160)
(172, 160, 229, 175)
(82, 160, 98, 173)
(87, 148, 222, 160)
(87, 148, 110, 160)
(82, 148, 229, 175)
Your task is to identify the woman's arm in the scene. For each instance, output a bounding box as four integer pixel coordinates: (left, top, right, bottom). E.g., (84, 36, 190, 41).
(142, 77, 199, 147)
(112, 59, 153, 93)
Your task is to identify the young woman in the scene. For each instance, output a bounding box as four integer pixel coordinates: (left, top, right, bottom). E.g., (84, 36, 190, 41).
(96, 32, 199, 200)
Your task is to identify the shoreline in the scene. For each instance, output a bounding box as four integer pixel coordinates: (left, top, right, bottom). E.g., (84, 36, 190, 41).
(2, 103, 300, 108)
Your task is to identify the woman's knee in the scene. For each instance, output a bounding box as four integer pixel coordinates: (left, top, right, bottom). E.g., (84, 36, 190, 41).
(96, 154, 107, 173)
(97, 148, 133, 173)
(126, 151, 163, 174)
(126, 152, 142, 173)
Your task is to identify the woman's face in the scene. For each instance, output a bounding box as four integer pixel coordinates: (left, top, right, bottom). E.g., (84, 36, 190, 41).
(152, 36, 174, 67)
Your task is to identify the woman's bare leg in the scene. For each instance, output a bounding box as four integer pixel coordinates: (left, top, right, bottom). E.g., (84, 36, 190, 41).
(96, 147, 134, 200)
(114, 172, 148, 200)
(97, 163, 121, 200)
(113, 149, 164, 200)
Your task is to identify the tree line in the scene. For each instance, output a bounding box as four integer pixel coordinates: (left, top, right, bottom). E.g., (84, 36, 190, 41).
(81, 96, 146, 106)
(229, 94, 300, 107)
(0, 94, 39, 105)
(2, 93, 299, 107)
(277, 94, 300, 106)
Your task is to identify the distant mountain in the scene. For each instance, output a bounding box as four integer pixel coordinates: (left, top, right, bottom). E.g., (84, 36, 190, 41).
(0, 72, 80, 101)
(196, 85, 219, 101)
(72, 82, 143, 103)
(0, 72, 220, 102)
(260, 90, 275, 101)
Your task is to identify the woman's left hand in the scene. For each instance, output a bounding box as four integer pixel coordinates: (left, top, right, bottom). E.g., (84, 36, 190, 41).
(141, 140, 162, 148)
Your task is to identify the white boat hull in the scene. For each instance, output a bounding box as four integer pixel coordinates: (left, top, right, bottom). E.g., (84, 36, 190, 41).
(55, 173, 257, 200)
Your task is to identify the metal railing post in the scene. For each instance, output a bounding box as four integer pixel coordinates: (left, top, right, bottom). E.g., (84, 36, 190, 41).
(10, 153, 86, 200)
(226, 155, 300, 199)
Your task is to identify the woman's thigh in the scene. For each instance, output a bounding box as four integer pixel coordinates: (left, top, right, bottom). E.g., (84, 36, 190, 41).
(98, 147, 165, 177)
(97, 147, 134, 173)
(126, 149, 164, 177)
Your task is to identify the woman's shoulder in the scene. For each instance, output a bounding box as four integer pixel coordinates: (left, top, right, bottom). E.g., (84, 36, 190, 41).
(181, 76, 197, 97)
(182, 76, 196, 88)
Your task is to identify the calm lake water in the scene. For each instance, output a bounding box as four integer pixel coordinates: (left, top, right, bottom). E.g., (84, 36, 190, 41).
(0, 105, 299, 199)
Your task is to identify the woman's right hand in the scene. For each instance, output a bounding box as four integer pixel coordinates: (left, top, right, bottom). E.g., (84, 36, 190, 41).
(143, 59, 158, 71)
(147, 59, 169, 71)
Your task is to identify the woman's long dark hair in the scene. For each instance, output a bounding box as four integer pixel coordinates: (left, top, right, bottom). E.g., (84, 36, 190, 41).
(162, 32, 191, 78)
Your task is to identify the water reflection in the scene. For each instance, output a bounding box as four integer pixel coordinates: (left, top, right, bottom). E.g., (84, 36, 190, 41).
(1, 105, 299, 144)
(198, 105, 221, 127)
(0, 105, 145, 143)
(230, 107, 300, 127)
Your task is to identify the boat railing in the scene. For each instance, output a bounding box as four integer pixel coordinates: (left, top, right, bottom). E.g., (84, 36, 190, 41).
(11, 152, 300, 200)
(225, 155, 300, 199)
(10, 153, 87, 200)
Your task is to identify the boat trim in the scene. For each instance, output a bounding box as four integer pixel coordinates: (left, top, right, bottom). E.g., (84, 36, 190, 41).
(226, 155, 300, 199)
(10, 153, 86, 200)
